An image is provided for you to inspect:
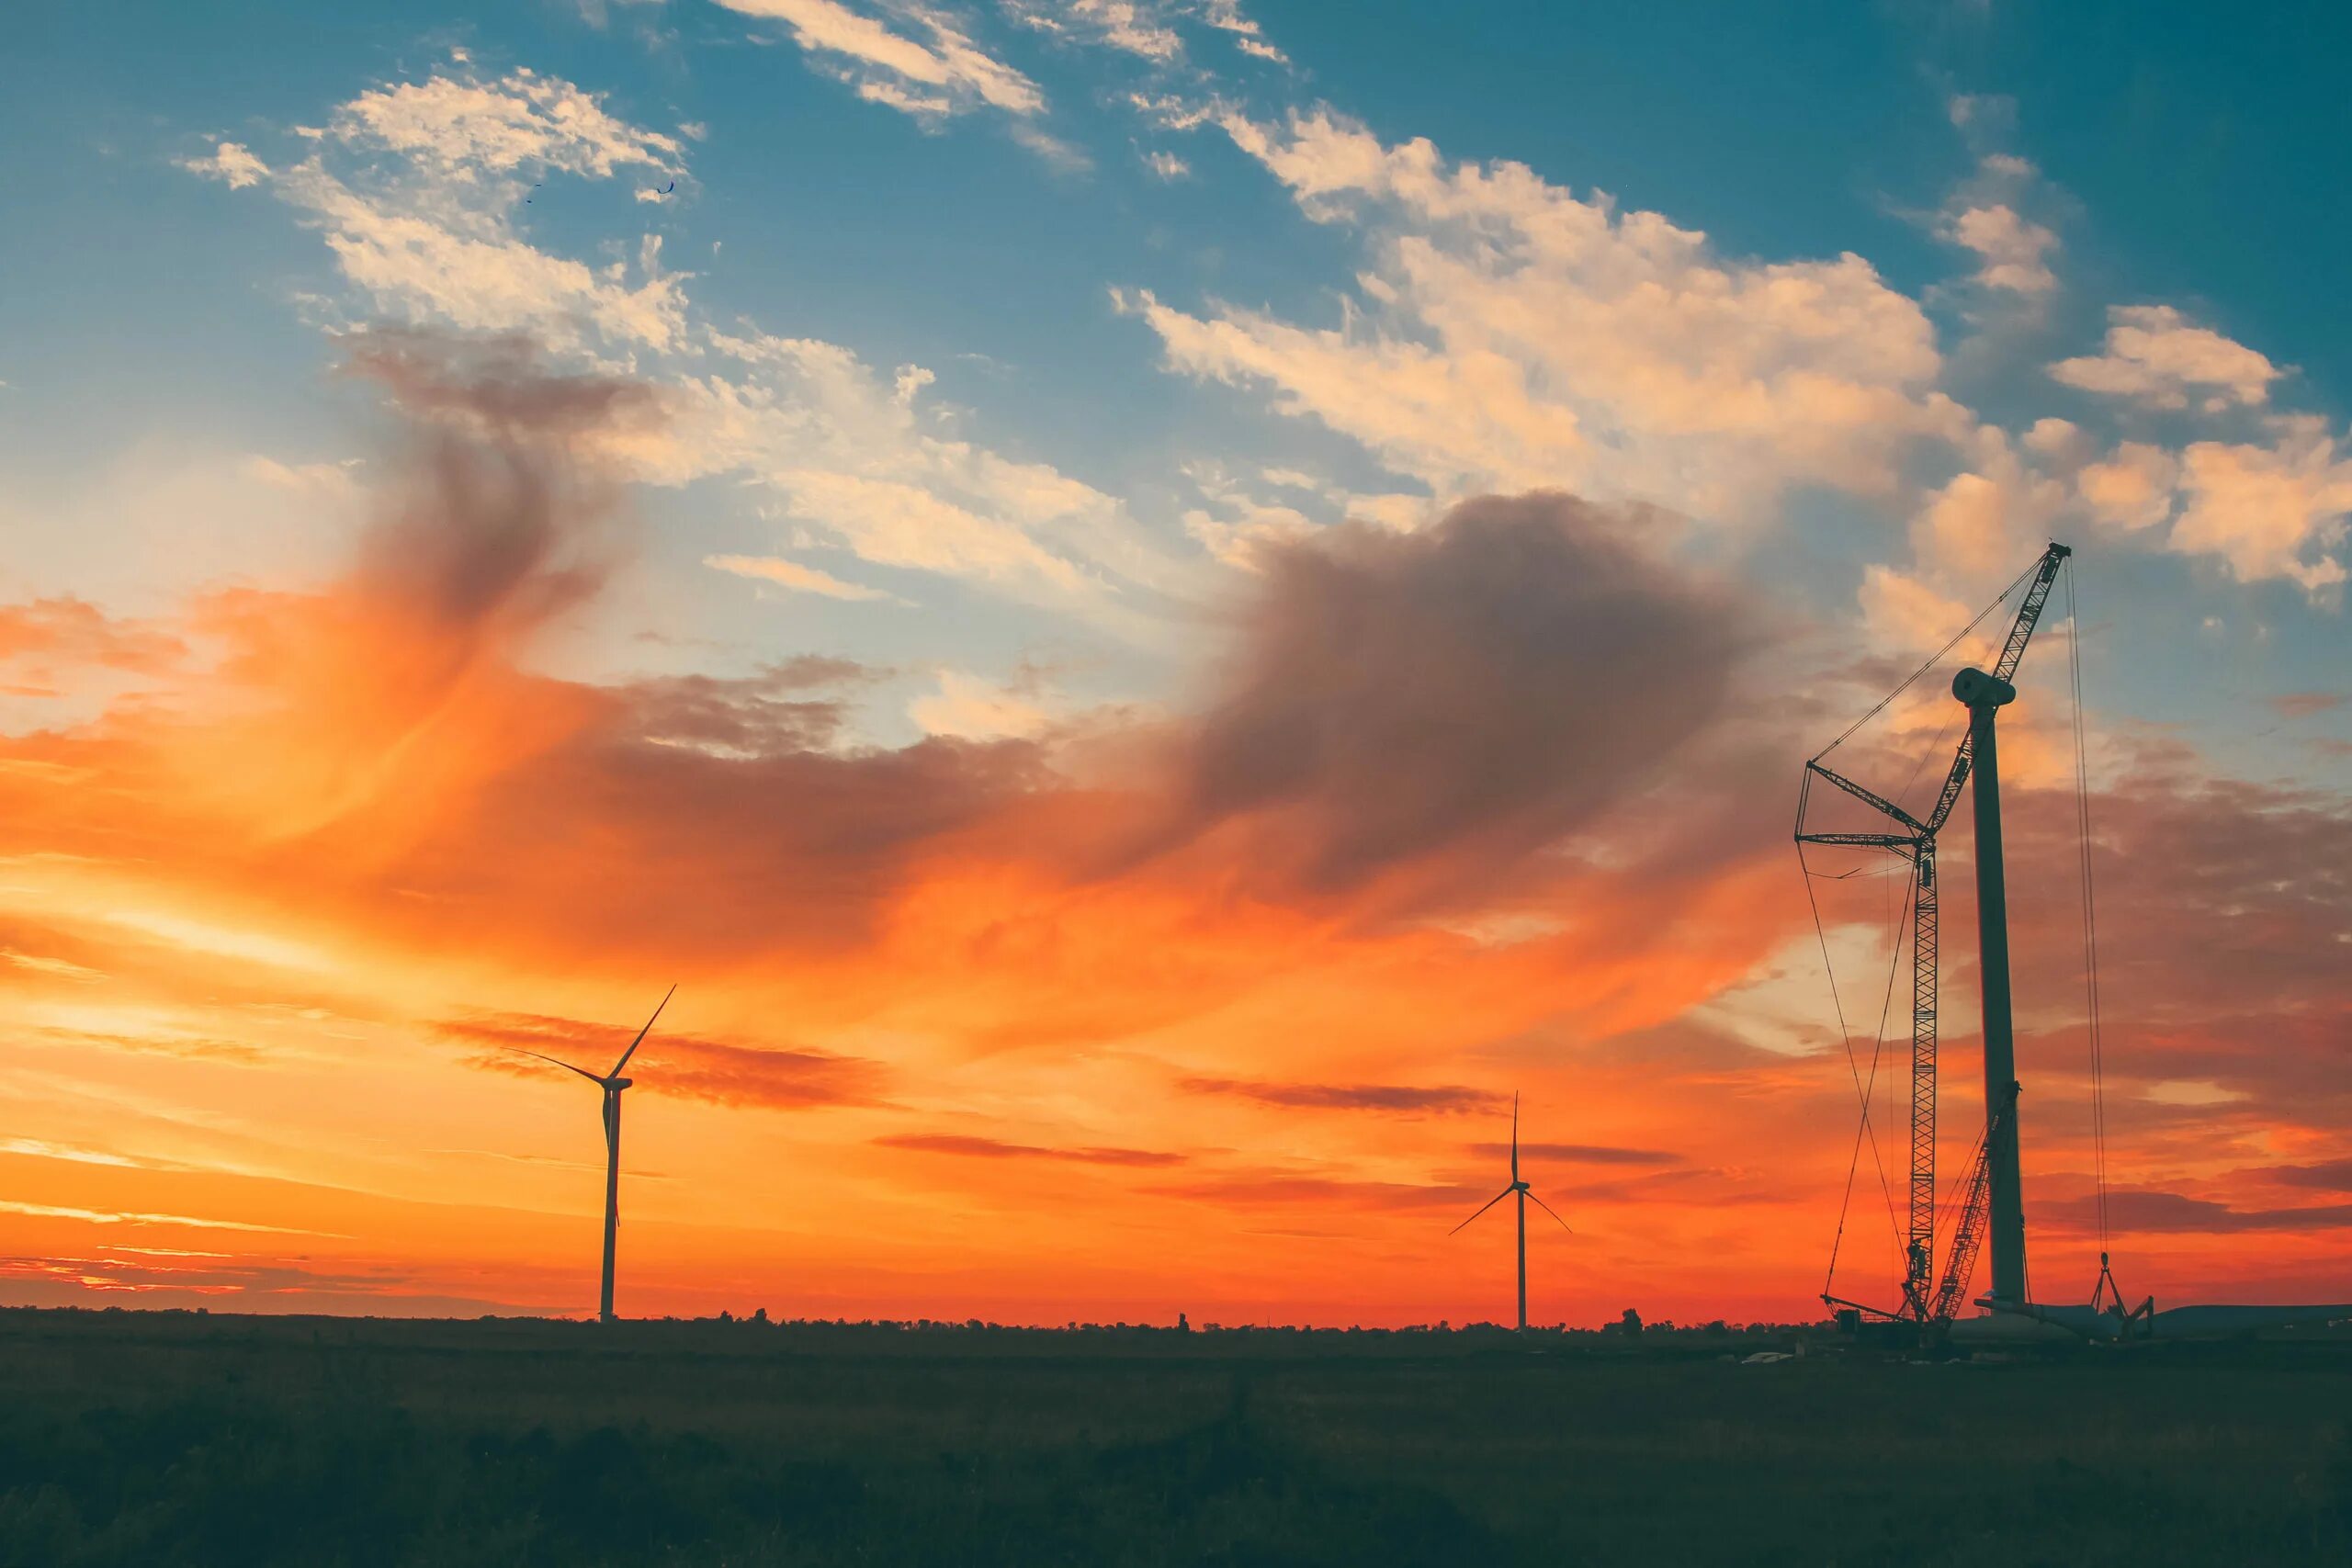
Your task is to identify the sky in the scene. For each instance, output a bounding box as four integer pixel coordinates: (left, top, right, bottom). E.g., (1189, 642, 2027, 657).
(1, 0, 2346, 1327)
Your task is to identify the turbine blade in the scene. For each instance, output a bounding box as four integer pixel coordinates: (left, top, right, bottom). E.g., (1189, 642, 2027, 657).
(1527, 1190, 1575, 1235)
(506, 1047, 605, 1086)
(1448, 1186, 1516, 1235)
(1510, 1091, 1520, 1181)
(608, 984, 676, 1077)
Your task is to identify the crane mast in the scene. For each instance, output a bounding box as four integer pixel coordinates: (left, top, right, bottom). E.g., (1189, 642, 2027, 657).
(1800, 542, 2070, 1327)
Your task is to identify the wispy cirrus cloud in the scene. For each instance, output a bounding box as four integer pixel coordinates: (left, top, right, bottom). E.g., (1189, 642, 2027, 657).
(705, 553, 911, 604)
(1184, 1078, 1500, 1114)
(446, 1010, 889, 1111)
(0, 1200, 326, 1235)
(1004, 0, 1286, 66)
(1151, 1172, 1480, 1210)
(713, 0, 1044, 121)
(874, 1133, 1184, 1165)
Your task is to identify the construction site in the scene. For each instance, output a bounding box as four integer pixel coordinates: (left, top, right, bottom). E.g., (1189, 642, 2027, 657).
(1798, 544, 2349, 1350)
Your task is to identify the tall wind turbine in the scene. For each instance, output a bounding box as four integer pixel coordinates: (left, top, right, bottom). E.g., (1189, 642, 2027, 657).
(513, 986, 673, 1323)
(1451, 1093, 1572, 1331)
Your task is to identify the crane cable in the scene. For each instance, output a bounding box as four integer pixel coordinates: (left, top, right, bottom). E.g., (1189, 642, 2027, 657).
(1812, 556, 2043, 764)
(2065, 568, 2113, 1259)
(1810, 845, 1917, 1298)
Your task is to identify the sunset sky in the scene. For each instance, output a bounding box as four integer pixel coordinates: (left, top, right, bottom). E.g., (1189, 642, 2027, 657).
(3, 1, 2346, 1327)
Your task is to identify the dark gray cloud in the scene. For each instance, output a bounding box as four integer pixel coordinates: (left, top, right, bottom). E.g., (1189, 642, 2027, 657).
(2041, 1190, 2352, 1235)
(1163, 491, 1757, 900)
(336, 329, 656, 637)
(1183, 1077, 1502, 1114)
(449, 1011, 887, 1110)
(623, 658, 876, 757)
(2261, 1158, 2352, 1193)
(1469, 1141, 1682, 1167)
(341, 327, 660, 441)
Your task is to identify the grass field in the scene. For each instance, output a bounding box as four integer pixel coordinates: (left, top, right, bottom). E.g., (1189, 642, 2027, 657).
(2, 1308, 2347, 1566)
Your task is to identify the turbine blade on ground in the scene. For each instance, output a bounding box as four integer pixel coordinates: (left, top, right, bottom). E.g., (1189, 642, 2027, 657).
(1527, 1190, 1575, 1235)
(506, 1047, 606, 1086)
(608, 984, 676, 1077)
(1449, 1186, 1516, 1235)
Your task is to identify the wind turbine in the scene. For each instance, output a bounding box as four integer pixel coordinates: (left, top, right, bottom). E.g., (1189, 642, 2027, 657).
(1450, 1092, 1572, 1331)
(512, 986, 673, 1323)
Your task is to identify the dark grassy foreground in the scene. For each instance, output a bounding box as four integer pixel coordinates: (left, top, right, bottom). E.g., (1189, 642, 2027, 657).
(2, 1310, 2349, 1566)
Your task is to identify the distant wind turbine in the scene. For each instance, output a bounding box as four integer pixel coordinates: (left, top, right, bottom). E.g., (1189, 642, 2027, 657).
(511, 986, 674, 1323)
(1450, 1092, 1572, 1331)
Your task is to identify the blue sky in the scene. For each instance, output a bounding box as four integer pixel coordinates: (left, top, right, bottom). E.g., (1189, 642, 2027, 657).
(6, 0, 2346, 748)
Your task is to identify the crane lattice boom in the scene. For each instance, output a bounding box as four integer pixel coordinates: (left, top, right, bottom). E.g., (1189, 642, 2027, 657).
(1928, 1084, 2014, 1324)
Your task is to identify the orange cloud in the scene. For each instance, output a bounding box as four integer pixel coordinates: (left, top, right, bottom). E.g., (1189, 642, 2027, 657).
(3, 332, 2345, 1326)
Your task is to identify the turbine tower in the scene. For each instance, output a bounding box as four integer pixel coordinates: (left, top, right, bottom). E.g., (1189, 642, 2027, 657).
(513, 986, 673, 1323)
(1450, 1093, 1572, 1330)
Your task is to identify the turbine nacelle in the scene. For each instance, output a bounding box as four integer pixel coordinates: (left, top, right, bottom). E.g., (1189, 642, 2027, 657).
(1951, 667, 2016, 708)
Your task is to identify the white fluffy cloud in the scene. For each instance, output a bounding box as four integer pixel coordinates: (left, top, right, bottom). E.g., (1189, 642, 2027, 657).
(1123, 109, 1957, 523)
(2075, 442, 2178, 534)
(2050, 305, 2285, 412)
(1932, 152, 2060, 303)
(181, 141, 269, 190)
(2171, 420, 2351, 593)
(1944, 204, 2057, 296)
(907, 669, 1053, 739)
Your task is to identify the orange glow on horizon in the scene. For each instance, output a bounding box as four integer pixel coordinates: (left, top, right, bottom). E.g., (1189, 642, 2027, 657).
(5, 364, 2346, 1329)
